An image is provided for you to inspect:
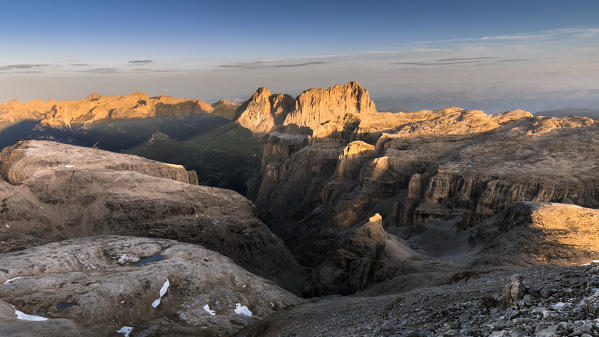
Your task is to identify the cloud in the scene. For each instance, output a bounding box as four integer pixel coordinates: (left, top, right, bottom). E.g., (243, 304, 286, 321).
(69, 63, 90, 67)
(0, 64, 49, 71)
(413, 27, 599, 45)
(87, 67, 120, 73)
(436, 57, 496, 62)
(480, 33, 550, 41)
(496, 58, 529, 63)
(218, 61, 328, 69)
(393, 57, 530, 67)
(128, 60, 154, 64)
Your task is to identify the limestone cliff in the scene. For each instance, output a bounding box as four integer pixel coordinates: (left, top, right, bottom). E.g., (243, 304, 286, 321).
(245, 84, 599, 294)
(236, 87, 295, 133)
(474, 202, 599, 265)
(236, 81, 376, 135)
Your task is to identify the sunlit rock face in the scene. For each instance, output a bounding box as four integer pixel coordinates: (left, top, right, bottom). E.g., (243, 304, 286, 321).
(473, 202, 599, 265)
(0, 92, 215, 128)
(242, 82, 599, 295)
(237, 81, 376, 136)
(236, 87, 295, 134)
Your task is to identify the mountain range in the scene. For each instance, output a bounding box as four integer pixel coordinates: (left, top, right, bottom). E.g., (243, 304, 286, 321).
(1, 82, 599, 336)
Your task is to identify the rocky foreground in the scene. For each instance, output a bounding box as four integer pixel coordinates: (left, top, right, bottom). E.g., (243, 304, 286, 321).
(0, 140, 304, 292)
(238, 264, 599, 337)
(0, 236, 302, 337)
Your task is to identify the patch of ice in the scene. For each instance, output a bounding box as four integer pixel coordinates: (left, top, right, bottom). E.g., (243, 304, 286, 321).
(159, 279, 170, 297)
(65, 164, 74, 168)
(116, 326, 133, 337)
(152, 279, 170, 308)
(234, 303, 252, 317)
(3, 276, 24, 285)
(15, 309, 48, 321)
(203, 304, 216, 316)
(117, 254, 139, 264)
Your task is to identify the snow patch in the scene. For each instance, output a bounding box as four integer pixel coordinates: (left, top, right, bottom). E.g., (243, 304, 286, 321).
(203, 304, 216, 316)
(3, 276, 24, 285)
(116, 326, 133, 337)
(65, 164, 74, 168)
(152, 279, 170, 308)
(15, 309, 48, 321)
(234, 303, 252, 317)
(117, 254, 139, 264)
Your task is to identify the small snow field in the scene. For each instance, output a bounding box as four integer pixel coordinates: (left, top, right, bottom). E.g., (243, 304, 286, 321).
(203, 304, 216, 316)
(14, 309, 48, 321)
(152, 279, 170, 308)
(3, 276, 24, 285)
(234, 303, 252, 317)
(116, 326, 133, 337)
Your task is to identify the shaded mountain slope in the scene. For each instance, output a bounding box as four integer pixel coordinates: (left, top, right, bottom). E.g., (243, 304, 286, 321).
(0, 140, 304, 291)
(126, 123, 260, 193)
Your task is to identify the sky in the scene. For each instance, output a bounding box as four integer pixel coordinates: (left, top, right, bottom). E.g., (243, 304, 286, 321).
(1, 0, 599, 113)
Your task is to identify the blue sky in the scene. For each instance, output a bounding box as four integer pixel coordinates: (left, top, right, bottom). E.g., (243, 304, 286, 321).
(1, 0, 599, 112)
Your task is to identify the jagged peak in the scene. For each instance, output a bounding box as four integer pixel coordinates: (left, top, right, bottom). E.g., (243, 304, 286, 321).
(252, 87, 272, 99)
(212, 99, 238, 107)
(87, 93, 103, 101)
(298, 81, 367, 96)
(127, 91, 150, 100)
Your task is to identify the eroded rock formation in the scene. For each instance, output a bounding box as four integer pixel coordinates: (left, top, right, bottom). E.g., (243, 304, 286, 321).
(244, 81, 599, 295)
(0, 140, 304, 291)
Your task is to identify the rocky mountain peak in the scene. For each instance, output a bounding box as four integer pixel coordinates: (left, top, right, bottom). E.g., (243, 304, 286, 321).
(284, 81, 376, 129)
(127, 91, 150, 101)
(236, 87, 295, 133)
(254, 87, 272, 98)
(236, 81, 377, 134)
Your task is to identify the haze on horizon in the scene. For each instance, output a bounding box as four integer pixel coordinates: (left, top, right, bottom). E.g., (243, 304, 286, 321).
(1, 0, 599, 113)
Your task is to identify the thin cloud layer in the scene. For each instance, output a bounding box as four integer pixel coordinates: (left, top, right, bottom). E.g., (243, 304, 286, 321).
(393, 57, 529, 66)
(128, 60, 154, 64)
(0, 64, 49, 71)
(218, 61, 328, 69)
(87, 67, 121, 73)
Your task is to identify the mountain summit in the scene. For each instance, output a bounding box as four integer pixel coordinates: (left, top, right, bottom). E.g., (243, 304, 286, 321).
(236, 81, 376, 134)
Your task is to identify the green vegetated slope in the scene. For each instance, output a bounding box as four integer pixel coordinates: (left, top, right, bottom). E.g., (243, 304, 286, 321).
(125, 123, 259, 193)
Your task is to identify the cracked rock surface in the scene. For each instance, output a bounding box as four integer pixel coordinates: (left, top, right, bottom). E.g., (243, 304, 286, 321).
(0, 235, 303, 337)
